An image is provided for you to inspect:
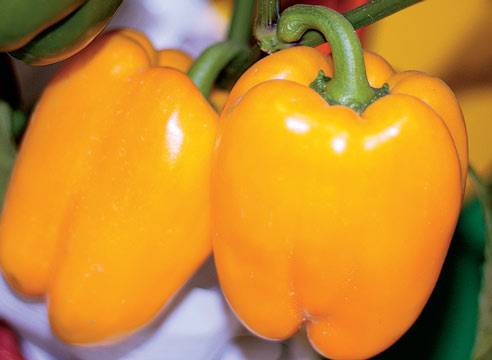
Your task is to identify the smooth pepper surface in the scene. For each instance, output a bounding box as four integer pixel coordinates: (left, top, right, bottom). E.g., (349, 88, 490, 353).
(10, 0, 123, 66)
(0, 0, 85, 51)
(0, 29, 217, 344)
(213, 46, 467, 359)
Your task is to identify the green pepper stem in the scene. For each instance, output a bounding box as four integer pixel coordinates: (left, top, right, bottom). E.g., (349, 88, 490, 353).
(255, 0, 279, 31)
(278, 5, 375, 111)
(255, 0, 325, 52)
(228, 0, 255, 45)
(256, 0, 423, 53)
(216, 44, 263, 90)
(188, 41, 242, 97)
(254, 0, 281, 52)
(345, 0, 423, 29)
(188, 0, 253, 97)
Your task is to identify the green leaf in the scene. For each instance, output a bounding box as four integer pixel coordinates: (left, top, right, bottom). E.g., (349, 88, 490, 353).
(11, 109, 28, 140)
(470, 167, 492, 360)
(0, 100, 17, 207)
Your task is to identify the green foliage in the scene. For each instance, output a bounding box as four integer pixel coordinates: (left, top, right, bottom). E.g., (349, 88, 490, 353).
(0, 101, 17, 207)
(470, 168, 492, 360)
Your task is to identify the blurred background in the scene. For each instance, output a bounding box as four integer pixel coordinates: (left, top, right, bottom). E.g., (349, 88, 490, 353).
(1, 0, 491, 359)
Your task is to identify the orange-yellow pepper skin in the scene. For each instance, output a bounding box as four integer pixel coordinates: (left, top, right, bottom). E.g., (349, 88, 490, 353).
(213, 46, 466, 359)
(117, 28, 193, 73)
(0, 29, 217, 343)
(157, 49, 193, 72)
(117, 30, 225, 111)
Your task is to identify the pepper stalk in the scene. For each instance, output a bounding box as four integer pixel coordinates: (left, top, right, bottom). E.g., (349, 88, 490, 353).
(277, 5, 384, 112)
(220, 0, 423, 90)
(255, 0, 423, 53)
(188, 0, 254, 97)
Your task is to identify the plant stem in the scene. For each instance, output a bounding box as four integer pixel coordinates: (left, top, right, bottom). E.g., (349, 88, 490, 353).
(228, 0, 255, 45)
(256, 0, 423, 53)
(222, 0, 422, 91)
(278, 5, 376, 111)
(254, 0, 281, 52)
(255, 0, 279, 31)
(217, 44, 263, 90)
(188, 0, 254, 96)
(345, 0, 423, 29)
(188, 41, 242, 97)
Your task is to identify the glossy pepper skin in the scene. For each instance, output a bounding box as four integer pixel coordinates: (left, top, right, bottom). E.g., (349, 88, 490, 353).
(213, 46, 467, 359)
(0, 0, 85, 52)
(0, 29, 217, 344)
(376, 193, 486, 359)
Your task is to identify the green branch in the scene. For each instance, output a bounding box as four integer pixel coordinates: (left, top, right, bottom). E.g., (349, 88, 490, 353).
(256, 0, 423, 53)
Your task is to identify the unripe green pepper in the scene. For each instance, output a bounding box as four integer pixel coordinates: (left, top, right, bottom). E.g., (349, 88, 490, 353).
(0, 0, 85, 52)
(0, 0, 122, 66)
(11, 0, 123, 66)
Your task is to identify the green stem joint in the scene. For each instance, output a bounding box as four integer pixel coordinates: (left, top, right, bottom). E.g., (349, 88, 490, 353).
(278, 5, 387, 112)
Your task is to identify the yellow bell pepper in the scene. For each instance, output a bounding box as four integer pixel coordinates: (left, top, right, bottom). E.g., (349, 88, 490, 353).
(212, 6, 467, 359)
(0, 28, 217, 344)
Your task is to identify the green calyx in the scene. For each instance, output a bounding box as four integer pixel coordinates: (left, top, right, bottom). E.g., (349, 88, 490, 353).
(310, 71, 389, 112)
(278, 5, 387, 113)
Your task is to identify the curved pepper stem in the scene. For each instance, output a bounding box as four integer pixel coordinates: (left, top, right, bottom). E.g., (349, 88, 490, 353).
(257, 0, 422, 53)
(278, 5, 378, 112)
(188, 41, 243, 97)
(188, 0, 254, 97)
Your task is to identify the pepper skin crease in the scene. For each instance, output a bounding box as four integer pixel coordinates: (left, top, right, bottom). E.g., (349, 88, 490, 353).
(0, 29, 217, 344)
(213, 46, 467, 359)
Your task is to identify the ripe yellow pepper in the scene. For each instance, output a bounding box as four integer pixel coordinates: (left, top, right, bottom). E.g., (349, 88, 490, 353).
(213, 6, 467, 359)
(0, 29, 217, 344)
